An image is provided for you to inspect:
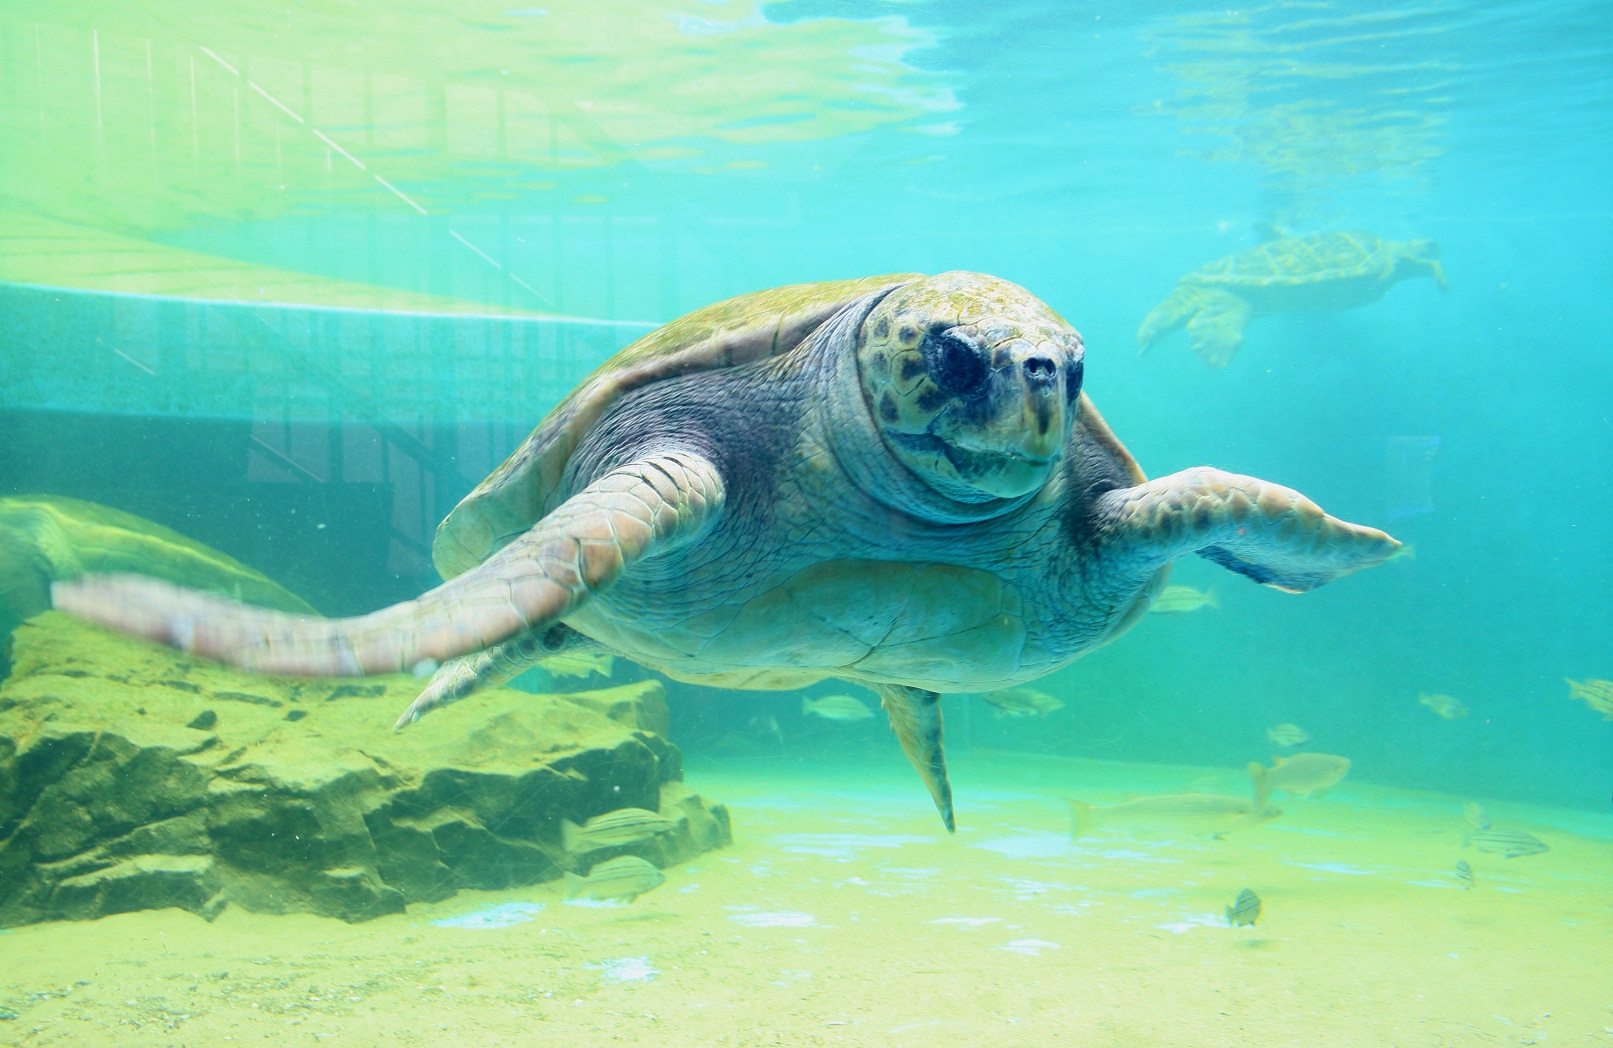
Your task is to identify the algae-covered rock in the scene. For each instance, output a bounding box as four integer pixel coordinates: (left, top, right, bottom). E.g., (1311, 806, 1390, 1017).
(0, 613, 729, 926)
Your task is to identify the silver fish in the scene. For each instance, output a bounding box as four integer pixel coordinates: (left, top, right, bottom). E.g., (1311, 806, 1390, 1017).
(1066, 793, 1278, 840)
(1149, 585, 1218, 614)
(1224, 888, 1261, 927)
(1265, 723, 1310, 747)
(1465, 829, 1549, 858)
(980, 687, 1065, 718)
(1248, 752, 1351, 807)
(1417, 693, 1468, 720)
(802, 694, 875, 721)
(1454, 859, 1475, 889)
(564, 855, 666, 902)
(1462, 801, 1491, 832)
(540, 651, 616, 679)
(561, 807, 675, 854)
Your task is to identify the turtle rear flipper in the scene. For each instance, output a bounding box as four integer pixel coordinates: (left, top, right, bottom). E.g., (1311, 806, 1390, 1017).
(872, 683, 954, 833)
(1099, 467, 1398, 594)
(52, 451, 725, 708)
(1137, 286, 1251, 367)
(1136, 285, 1202, 355)
(1183, 290, 1252, 368)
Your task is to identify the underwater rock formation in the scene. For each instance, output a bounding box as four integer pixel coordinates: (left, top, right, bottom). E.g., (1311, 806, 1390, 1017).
(0, 612, 729, 927)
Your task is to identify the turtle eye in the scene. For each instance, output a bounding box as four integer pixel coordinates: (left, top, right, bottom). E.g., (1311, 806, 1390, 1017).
(927, 332, 989, 397)
(1066, 357, 1084, 403)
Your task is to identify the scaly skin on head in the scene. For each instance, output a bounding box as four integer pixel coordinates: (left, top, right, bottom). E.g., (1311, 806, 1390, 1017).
(855, 272, 1085, 502)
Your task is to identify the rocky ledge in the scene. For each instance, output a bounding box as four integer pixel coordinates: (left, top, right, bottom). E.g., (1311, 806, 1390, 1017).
(0, 612, 729, 926)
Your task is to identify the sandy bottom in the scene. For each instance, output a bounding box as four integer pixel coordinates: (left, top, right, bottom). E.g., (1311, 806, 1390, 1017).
(2, 750, 1610, 1047)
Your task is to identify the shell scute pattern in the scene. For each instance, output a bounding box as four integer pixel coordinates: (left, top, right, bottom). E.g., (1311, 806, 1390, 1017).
(1188, 231, 1387, 288)
(433, 273, 919, 579)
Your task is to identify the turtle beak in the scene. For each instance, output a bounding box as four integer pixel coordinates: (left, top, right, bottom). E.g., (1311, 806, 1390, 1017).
(1016, 353, 1064, 462)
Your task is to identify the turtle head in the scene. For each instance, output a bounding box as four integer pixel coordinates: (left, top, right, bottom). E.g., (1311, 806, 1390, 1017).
(1396, 239, 1447, 291)
(856, 272, 1084, 502)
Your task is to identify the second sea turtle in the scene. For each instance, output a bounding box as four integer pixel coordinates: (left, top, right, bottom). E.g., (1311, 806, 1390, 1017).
(1137, 230, 1445, 367)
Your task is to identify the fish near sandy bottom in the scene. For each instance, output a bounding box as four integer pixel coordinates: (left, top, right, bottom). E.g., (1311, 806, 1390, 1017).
(1065, 793, 1279, 840)
(1225, 888, 1261, 927)
(979, 686, 1065, 718)
(1464, 829, 1550, 859)
(565, 855, 667, 902)
(1249, 752, 1351, 807)
(52, 272, 1402, 836)
(561, 808, 675, 854)
(1454, 859, 1476, 889)
(802, 694, 875, 722)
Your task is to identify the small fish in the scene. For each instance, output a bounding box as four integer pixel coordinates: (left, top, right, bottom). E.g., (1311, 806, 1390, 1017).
(1265, 723, 1310, 747)
(1454, 859, 1475, 889)
(1465, 829, 1549, 858)
(1417, 693, 1468, 720)
(980, 687, 1065, 718)
(564, 855, 666, 902)
(1565, 678, 1613, 720)
(802, 694, 875, 721)
(540, 651, 616, 679)
(561, 807, 675, 854)
(1148, 585, 1218, 614)
(751, 714, 783, 741)
(1462, 801, 1491, 832)
(1224, 887, 1261, 927)
(1248, 752, 1351, 807)
(1065, 793, 1279, 840)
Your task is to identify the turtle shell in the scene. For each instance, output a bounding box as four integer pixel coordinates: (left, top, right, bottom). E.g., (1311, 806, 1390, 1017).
(1185, 231, 1392, 289)
(432, 273, 921, 579)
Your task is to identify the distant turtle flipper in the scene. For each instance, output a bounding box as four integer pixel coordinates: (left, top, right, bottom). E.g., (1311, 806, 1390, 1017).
(1099, 467, 1399, 594)
(1137, 286, 1250, 367)
(1136, 285, 1205, 355)
(873, 683, 954, 833)
(1183, 289, 1252, 368)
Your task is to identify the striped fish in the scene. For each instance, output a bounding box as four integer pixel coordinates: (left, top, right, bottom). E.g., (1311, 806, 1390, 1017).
(1454, 860, 1475, 889)
(1464, 829, 1549, 858)
(1224, 888, 1261, 927)
(564, 856, 666, 902)
(1565, 678, 1613, 720)
(562, 807, 675, 854)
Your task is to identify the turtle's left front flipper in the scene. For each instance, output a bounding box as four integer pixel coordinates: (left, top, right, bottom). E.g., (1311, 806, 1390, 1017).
(1099, 467, 1398, 593)
(52, 451, 724, 704)
(871, 683, 955, 834)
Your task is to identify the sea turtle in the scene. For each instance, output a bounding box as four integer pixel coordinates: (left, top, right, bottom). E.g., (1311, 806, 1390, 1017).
(54, 271, 1399, 831)
(1136, 231, 1446, 367)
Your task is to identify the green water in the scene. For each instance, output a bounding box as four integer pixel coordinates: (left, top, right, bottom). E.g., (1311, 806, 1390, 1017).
(1, 0, 1610, 1043)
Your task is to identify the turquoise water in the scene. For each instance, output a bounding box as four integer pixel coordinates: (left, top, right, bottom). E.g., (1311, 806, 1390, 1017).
(1, 3, 1611, 1033)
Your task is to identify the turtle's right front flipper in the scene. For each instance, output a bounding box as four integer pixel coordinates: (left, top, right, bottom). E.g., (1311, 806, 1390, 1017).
(52, 452, 724, 710)
(1098, 467, 1398, 594)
